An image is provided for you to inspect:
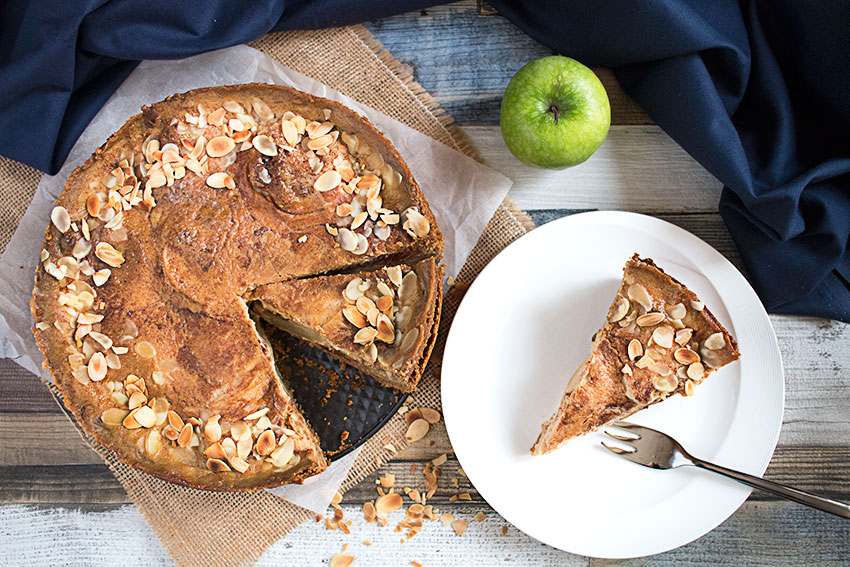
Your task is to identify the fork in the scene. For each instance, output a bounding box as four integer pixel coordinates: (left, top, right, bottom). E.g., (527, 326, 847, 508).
(602, 421, 850, 519)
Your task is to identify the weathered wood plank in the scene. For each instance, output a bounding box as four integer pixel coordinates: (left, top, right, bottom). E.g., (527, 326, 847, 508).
(0, 359, 58, 413)
(365, 4, 652, 126)
(1, 499, 847, 566)
(0, 413, 103, 466)
(3, 447, 848, 506)
(464, 125, 724, 212)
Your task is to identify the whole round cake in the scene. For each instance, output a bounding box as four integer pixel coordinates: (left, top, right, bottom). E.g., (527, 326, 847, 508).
(30, 84, 444, 490)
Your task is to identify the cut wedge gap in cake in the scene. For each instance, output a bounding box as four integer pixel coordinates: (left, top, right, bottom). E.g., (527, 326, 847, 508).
(530, 254, 740, 456)
(247, 258, 443, 393)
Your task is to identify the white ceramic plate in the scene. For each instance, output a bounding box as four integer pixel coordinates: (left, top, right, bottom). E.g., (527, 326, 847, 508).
(442, 211, 784, 558)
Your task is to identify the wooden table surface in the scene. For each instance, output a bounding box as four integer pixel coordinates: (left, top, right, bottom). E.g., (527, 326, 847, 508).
(2, 3, 849, 565)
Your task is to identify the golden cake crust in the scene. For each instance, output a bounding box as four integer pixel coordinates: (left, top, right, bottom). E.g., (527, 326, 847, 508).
(31, 84, 444, 490)
(531, 254, 740, 455)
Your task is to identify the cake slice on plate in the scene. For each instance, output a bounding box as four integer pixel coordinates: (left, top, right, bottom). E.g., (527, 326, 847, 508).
(249, 258, 443, 393)
(530, 254, 740, 456)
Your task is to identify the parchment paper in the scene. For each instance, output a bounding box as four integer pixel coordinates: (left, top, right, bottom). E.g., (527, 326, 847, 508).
(0, 45, 512, 513)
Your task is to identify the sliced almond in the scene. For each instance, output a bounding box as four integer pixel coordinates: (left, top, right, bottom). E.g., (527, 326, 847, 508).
(375, 313, 394, 344)
(651, 325, 675, 349)
(636, 312, 665, 327)
(204, 442, 227, 460)
(452, 519, 468, 536)
(176, 423, 193, 447)
(145, 429, 163, 456)
(627, 339, 643, 361)
(353, 326, 378, 345)
(255, 429, 276, 456)
(93, 269, 111, 286)
(101, 408, 128, 427)
(134, 405, 156, 428)
(343, 305, 367, 328)
(687, 362, 706, 380)
(307, 133, 334, 150)
(666, 303, 687, 320)
(95, 242, 124, 267)
(134, 340, 156, 359)
(375, 295, 393, 314)
(675, 328, 693, 346)
(703, 332, 726, 350)
(251, 135, 278, 157)
(281, 120, 299, 146)
(206, 136, 235, 158)
(674, 348, 700, 365)
(684, 379, 696, 396)
(690, 300, 705, 311)
(206, 458, 231, 473)
(355, 296, 377, 315)
(351, 211, 367, 230)
(405, 418, 429, 442)
(419, 407, 441, 424)
(628, 284, 652, 311)
(167, 410, 184, 430)
(652, 374, 678, 393)
(87, 352, 107, 382)
(609, 296, 630, 322)
(204, 414, 222, 442)
(314, 170, 341, 192)
(336, 203, 353, 217)
(385, 266, 403, 287)
(330, 555, 354, 567)
(51, 206, 71, 233)
(375, 492, 403, 515)
(271, 437, 295, 468)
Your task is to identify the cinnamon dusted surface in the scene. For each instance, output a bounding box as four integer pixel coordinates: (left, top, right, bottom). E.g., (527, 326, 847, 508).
(531, 254, 740, 455)
(31, 84, 444, 490)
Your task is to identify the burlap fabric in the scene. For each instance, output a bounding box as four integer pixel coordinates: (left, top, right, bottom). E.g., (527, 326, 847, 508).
(0, 26, 534, 566)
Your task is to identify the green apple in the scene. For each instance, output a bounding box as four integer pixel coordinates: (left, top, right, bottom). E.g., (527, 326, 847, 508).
(500, 56, 611, 169)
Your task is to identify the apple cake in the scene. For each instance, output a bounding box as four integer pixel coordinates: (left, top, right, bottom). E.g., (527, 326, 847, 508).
(30, 84, 444, 490)
(531, 254, 739, 455)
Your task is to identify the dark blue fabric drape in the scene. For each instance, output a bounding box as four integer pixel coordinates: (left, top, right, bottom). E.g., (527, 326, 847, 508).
(1, 0, 848, 322)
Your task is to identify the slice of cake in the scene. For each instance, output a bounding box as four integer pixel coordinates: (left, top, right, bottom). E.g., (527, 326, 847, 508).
(530, 254, 740, 456)
(249, 259, 443, 393)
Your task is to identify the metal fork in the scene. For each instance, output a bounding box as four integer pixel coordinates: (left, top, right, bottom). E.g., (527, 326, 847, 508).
(602, 421, 850, 519)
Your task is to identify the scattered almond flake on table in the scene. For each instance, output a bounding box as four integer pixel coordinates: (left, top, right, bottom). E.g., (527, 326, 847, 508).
(501, 526, 508, 536)
(473, 511, 487, 522)
(440, 513, 453, 527)
(452, 519, 468, 536)
(329, 553, 354, 567)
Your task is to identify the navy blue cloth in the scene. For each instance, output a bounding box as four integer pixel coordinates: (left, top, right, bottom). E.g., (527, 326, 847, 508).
(1, 1, 849, 322)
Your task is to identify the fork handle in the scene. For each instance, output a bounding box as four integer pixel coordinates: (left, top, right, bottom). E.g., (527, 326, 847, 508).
(691, 457, 850, 519)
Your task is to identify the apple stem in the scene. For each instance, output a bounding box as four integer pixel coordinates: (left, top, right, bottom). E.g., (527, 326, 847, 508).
(549, 104, 560, 125)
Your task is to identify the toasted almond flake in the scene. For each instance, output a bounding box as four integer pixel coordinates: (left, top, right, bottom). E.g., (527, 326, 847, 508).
(134, 340, 156, 358)
(206, 172, 235, 189)
(385, 266, 403, 287)
(440, 513, 454, 526)
(704, 332, 726, 350)
(77, 312, 103, 325)
(251, 98, 274, 121)
(628, 284, 653, 311)
(281, 120, 299, 146)
(675, 328, 693, 346)
(351, 211, 367, 230)
(101, 408, 128, 427)
(326, 224, 339, 236)
(206, 136, 235, 158)
(666, 303, 687, 319)
(342, 305, 368, 328)
(609, 296, 630, 322)
(256, 429, 276, 456)
(86, 352, 107, 381)
(207, 107, 226, 126)
(128, 392, 147, 410)
(652, 325, 675, 349)
(314, 170, 342, 192)
(329, 554, 354, 567)
(432, 453, 447, 466)
(307, 133, 334, 150)
(173, 422, 191, 447)
(251, 134, 278, 157)
(134, 405, 156, 428)
(420, 407, 441, 424)
(405, 419, 429, 442)
(473, 511, 487, 522)
(375, 295, 393, 314)
(674, 347, 700, 365)
(452, 519, 468, 536)
(88, 331, 113, 350)
(204, 442, 227, 461)
(336, 203, 353, 217)
(687, 361, 706, 380)
(375, 492, 403, 515)
(628, 339, 643, 360)
(95, 242, 124, 267)
(167, 410, 184, 430)
(636, 312, 665, 327)
(204, 414, 222, 442)
(353, 326, 378, 345)
(86, 195, 101, 217)
(380, 473, 395, 488)
(652, 374, 678, 392)
(271, 438, 295, 467)
(51, 206, 71, 233)
(343, 278, 364, 302)
(229, 455, 250, 473)
(91, 269, 110, 286)
(206, 458, 231, 473)
(355, 296, 377, 315)
(690, 300, 705, 311)
(145, 429, 163, 456)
